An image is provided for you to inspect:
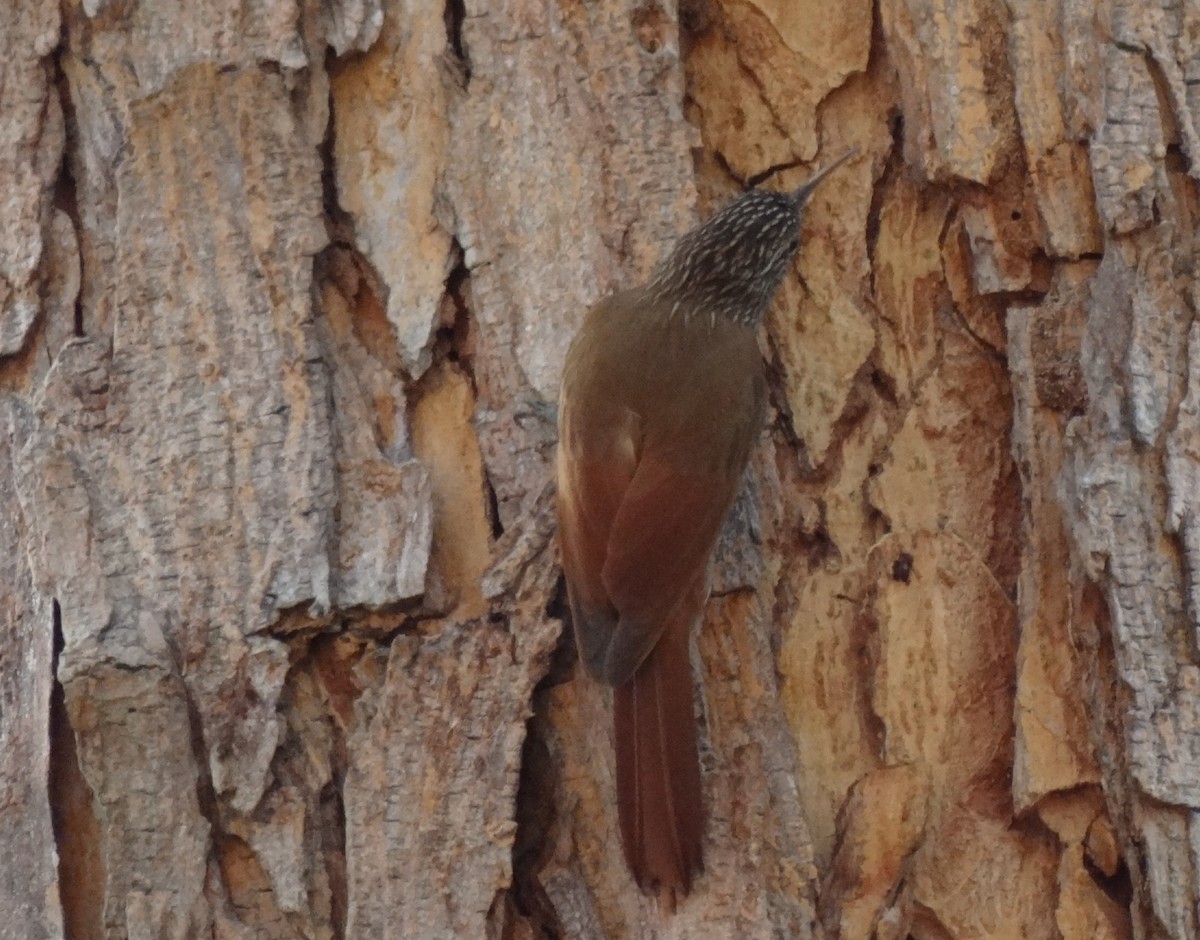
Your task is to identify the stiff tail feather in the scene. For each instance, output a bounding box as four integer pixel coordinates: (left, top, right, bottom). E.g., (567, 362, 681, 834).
(613, 616, 704, 904)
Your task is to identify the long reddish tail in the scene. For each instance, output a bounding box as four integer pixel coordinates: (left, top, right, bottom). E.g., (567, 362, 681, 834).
(613, 617, 704, 902)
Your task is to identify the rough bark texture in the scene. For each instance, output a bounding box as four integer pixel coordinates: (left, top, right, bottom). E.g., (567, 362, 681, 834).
(0, 0, 1196, 938)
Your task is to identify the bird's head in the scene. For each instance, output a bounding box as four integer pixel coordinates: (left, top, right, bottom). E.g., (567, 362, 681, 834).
(648, 148, 858, 325)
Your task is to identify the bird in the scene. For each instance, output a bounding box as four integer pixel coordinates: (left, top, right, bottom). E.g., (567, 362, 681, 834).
(556, 149, 857, 904)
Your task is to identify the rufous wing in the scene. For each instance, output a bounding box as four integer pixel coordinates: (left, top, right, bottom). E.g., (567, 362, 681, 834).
(596, 451, 743, 685)
(557, 454, 630, 677)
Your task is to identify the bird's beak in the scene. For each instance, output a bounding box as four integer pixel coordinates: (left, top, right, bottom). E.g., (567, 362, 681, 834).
(791, 147, 859, 206)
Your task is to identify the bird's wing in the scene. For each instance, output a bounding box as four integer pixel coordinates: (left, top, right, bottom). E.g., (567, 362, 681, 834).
(593, 444, 744, 685)
(556, 397, 640, 678)
(556, 298, 765, 686)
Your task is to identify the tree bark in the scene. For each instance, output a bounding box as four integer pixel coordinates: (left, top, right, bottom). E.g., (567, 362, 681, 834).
(0, 0, 1195, 938)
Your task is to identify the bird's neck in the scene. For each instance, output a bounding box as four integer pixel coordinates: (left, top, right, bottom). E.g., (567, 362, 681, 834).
(643, 272, 772, 329)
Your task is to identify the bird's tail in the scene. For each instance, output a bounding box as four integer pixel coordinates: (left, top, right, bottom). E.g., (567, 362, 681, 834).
(613, 615, 704, 905)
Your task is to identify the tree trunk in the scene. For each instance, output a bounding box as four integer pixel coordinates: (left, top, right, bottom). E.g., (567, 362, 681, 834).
(1, 0, 1195, 937)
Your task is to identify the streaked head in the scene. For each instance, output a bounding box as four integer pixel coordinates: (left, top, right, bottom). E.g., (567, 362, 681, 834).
(648, 148, 858, 325)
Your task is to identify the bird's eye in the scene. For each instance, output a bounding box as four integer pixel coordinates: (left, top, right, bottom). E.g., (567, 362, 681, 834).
(786, 237, 799, 255)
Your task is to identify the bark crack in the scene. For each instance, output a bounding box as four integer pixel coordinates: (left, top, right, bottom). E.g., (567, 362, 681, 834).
(444, 0, 472, 85)
(48, 600, 106, 940)
(507, 701, 567, 939)
(52, 61, 84, 340)
(310, 635, 357, 940)
(436, 240, 476, 385)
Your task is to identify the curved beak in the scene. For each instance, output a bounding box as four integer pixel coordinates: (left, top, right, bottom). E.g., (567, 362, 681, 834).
(791, 147, 860, 206)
